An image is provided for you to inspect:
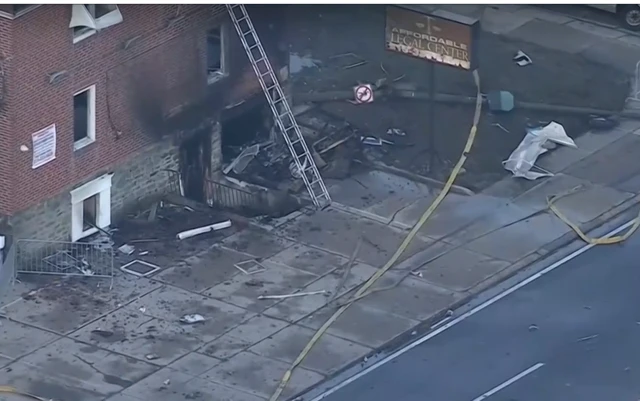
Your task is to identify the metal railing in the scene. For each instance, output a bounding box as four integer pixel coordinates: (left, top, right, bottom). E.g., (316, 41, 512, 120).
(14, 238, 115, 278)
(163, 168, 184, 196)
(204, 178, 263, 212)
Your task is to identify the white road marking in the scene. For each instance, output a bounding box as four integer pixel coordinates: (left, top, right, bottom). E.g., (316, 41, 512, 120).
(471, 363, 545, 401)
(308, 219, 636, 401)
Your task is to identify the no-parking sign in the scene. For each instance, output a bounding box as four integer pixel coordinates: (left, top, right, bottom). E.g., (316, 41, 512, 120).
(353, 84, 374, 104)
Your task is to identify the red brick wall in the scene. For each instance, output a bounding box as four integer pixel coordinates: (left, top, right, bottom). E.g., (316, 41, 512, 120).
(0, 17, 12, 215)
(5, 4, 270, 216)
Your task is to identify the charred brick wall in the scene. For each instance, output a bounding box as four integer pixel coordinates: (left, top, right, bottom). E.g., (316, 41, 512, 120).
(0, 18, 12, 216)
(4, 4, 287, 241)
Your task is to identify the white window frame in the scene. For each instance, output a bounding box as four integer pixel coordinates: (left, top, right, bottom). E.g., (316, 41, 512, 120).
(70, 173, 113, 242)
(207, 25, 227, 85)
(70, 4, 123, 44)
(73, 85, 97, 151)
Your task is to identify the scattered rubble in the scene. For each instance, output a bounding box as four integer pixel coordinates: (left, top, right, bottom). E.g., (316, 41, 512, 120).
(234, 259, 266, 275)
(176, 220, 232, 240)
(179, 314, 206, 324)
(513, 50, 532, 67)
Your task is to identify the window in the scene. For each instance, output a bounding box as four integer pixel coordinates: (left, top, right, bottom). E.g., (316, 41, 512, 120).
(207, 27, 226, 84)
(73, 85, 96, 150)
(69, 4, 123, 43)
(70, 174, 113, 242)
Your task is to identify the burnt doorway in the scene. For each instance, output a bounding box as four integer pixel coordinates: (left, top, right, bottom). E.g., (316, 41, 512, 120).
(221, 100, 271, 165)
(179, 128, 212, 203)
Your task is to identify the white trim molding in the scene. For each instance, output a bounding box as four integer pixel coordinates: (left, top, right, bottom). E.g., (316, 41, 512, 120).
(70, 173, 113, 242)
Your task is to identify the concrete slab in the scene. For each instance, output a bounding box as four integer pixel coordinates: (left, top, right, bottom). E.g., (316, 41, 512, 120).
(360, 273, 461, 321)
(464, 212, 571, 262)
(262, 262, 379, 323)
(565, 134, 640, 189)
(203, 261, 319, 313)
(581, 38, 640, 74)
(220, 227, 294, 259)
(618, 33, 640, 48)
(418, 247, 511, 292)
(481, 7, 534, 35)
(298, 301, 419, 348)
(266, 243, 348, 276)
(435, 4, 484, 18)
(122, 367, 264, 401)
(392, 193, 508, 242)
(0, 354, 12, 368)
(199, 314, 289, 360)
(616, 174, 640, 193)
(71, 305, 204, 365)
(166, 351, 222, 377)
(155, 246, 251, 293)
(249, 324, 372, 375)
(507, 19, 599, 54)
(327, 170, 430, 215)
(2, 337, 157, 401)
(512, 6, 574, 24)
(200, 333, 253, 360)
(439, 201, 538, 246)
(0, 318, 60, 360)
(567, 20, 626, 39)
(220, 314, 290, 344)
(536, 146, 592, 174)
(201, 351, 325, 400)
(104, 394, 142, 401)
(514, 174, 633, 224)
(128, 285, 254, 342)
(0, 273, 160, 334)
(481, 176, 541, 200)
(584, 126, 637, 149)
(275, 208, 432, 266)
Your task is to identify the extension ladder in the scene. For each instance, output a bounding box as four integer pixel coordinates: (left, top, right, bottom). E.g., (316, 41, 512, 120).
(226, 4, 332, 209)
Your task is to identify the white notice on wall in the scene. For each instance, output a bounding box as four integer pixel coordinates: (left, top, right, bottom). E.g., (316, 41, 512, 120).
(31, 124, 57, 169)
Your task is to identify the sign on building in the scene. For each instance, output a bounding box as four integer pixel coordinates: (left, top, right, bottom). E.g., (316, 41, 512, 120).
(385, 6, 479, 71)
(31, 124, 57, 169)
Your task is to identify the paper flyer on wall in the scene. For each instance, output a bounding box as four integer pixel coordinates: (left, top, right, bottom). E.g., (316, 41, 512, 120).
(31, 124, 57, 169)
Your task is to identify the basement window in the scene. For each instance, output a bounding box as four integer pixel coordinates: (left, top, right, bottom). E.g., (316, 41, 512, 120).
(73, 85, 96, 151)
(69, 4, 123, 43)
(207, 27, 226, 84)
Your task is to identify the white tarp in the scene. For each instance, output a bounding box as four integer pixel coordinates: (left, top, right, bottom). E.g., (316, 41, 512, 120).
(503, 121, 577, 180)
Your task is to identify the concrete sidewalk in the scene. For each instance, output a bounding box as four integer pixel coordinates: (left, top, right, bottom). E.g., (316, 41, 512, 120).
(3, 5, 640, 401)
(2, 120, 640, 401)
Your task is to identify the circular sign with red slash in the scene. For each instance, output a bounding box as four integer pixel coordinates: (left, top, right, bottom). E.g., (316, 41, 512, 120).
(353, 84, 374, 104)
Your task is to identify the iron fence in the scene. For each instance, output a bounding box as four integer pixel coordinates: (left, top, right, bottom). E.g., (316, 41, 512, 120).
(15, 238, 115, 279)
(163, 168, 184, 196)
(204, 178, 263, 212)
(163, 168, 264, 212)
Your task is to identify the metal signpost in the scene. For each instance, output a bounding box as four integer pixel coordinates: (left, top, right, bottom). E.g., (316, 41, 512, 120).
(384, 6, 479, 171)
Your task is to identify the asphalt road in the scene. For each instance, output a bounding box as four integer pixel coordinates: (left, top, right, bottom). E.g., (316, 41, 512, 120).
(315, 224, 640, 401)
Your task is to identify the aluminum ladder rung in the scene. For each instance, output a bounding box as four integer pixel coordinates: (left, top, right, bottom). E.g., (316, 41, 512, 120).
(226, 4, 331, 208)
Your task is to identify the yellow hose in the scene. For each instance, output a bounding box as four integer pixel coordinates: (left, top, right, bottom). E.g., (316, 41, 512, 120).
(0, 386, 50, 401)
(548, 185, 640, 244)
(267, 69, 483, 401)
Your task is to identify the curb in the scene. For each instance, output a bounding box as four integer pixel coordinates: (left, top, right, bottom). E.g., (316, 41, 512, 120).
(289, 192, 640, 401)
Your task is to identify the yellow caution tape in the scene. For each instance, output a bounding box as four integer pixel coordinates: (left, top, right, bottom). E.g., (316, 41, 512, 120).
(548, 185, 640, 245)
(268, 69, 484, 401)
